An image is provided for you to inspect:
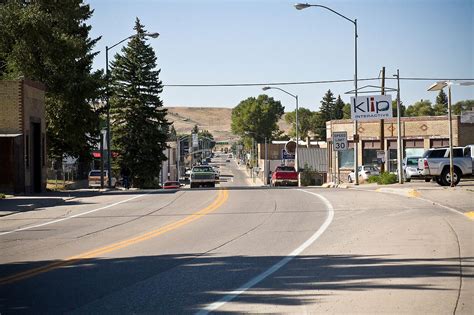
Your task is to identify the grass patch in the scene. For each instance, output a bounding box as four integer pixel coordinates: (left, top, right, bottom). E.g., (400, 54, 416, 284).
(0, 193, 5, 199)
(367, 172, 398, 185)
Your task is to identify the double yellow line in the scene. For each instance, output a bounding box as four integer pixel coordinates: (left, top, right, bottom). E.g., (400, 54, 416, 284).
(0, 189, 229, 286)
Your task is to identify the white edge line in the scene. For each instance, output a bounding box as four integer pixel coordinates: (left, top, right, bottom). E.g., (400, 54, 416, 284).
(0, 194, 147, 236)
(196, 188, 334, 315)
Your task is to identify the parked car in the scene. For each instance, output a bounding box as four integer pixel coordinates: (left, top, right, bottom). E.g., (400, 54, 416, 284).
(347, 165, 380, 183)
(418, 145, 473, 186)
(163, 181, 182, 189)
(88, 170, 117, 188)
(271, 165, 298, 186)
(403, 156, 424, 182)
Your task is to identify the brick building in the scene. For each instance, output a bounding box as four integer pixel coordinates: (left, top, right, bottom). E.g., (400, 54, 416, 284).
(0, 80, 47, 193)
(326, 115, 474, 182)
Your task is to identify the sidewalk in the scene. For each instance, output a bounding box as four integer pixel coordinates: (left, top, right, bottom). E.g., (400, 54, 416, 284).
(342, 180, 474, 217)
(236, 163, 264, 187)
(0, 191, 98, 217)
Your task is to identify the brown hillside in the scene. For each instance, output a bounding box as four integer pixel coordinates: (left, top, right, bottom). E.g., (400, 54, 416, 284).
(166, 106, 291, 142)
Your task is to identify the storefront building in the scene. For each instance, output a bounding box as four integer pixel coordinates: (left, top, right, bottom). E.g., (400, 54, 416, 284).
(326, 115, 474, 182)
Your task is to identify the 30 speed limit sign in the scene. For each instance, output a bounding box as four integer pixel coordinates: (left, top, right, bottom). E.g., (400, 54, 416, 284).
(333, 131, 348, 151)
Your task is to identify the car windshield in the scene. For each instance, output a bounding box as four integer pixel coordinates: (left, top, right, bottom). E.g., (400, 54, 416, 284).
(276, 166, 295, 172)
(193, 167, 213, 172)
(365, 166, 379, 172)
(89, 171, 106, 177)
(406, 157, 419, 166)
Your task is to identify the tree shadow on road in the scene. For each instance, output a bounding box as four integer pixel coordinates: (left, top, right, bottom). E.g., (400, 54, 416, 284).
(0, 253, 471, 313)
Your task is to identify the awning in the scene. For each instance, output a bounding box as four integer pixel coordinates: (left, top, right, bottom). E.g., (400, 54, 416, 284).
(0, 134, 22, 137)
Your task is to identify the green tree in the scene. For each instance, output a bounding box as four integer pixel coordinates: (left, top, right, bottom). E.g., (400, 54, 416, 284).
(405, 100, 434, 117)
(392, 100, 406, 117)
(452, 100, 474, 115)
(432, 90, 448, 115)
(0, 0, 103, 162)
(342, 103, 351, 119)
(333, 95, 345, 119)
(314, 90, 336, 139)
(231, 94, 285, 143)
(436, 89, 448, 106)
(168, 125, 177, 141)
(110, 18, 169, 187)
(192, 124, 199, 134)
(310, 112, 326, 140)
(284, 107, 315, 140)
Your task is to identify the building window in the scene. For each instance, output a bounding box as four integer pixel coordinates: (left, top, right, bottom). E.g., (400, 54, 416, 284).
(362, 149, 378, 165)
(338, 149, 354, 169)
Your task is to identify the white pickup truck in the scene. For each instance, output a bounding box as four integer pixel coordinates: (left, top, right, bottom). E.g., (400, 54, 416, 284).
(418, 145, 474, 186)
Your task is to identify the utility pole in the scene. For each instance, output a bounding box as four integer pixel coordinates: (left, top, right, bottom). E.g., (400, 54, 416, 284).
(380, 66, 386, 173)
(395, 69, 404, 184)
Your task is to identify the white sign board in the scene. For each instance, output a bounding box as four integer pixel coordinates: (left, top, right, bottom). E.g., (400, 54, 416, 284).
(350, 95, 393, 121)
(377, 150, 385, 162)
(333, 131, 348, 151)
(192, 133, 199, 147)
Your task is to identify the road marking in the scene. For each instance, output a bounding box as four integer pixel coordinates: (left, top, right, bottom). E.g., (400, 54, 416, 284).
(0, 194, 147, 236)
(464, 211, 474, 220)
(0, 189, 228, 285)
(408, 189, 421, 198)
(197, 189, 334, 314)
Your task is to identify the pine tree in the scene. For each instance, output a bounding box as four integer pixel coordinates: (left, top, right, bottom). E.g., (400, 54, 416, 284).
(433, 90, 448, 115)
(333, 95, 345, 119)
(315, 90, 336, 139)
(110, 18, 169, 188)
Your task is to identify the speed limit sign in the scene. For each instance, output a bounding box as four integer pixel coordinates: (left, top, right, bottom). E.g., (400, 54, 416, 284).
(333, 131, 348, 151)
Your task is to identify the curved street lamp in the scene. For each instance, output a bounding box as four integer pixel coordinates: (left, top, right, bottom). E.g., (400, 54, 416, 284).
(262, 86, 300, 186)
(294, 3, 359, 185)
(104, 32, 159, 188)
(427, 80, 474, 187)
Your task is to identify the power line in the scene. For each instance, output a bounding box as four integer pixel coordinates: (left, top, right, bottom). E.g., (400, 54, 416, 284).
(163, 77, 474, 88)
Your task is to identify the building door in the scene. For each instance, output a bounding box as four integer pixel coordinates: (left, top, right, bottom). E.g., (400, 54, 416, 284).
(31, 122, 42, 193)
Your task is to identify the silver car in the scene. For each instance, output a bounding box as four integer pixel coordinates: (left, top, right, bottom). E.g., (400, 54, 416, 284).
(403, 156, 422, 182)
(348, 165, 380, 183)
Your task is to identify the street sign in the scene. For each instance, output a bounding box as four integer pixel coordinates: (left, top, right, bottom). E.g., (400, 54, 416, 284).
(333, 131, 348, 151)
(377, 150, 386, 163)
(281, 149, 295, 160)
(350, 95, 393, 121)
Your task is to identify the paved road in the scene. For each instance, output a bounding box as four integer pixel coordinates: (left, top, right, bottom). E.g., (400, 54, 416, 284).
(0, 157, 472, 314)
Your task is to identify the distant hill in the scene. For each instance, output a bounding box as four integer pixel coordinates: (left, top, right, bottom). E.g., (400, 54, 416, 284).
(166, 106, 291, 142)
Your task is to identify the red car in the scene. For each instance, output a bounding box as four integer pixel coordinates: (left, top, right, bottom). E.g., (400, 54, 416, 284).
(163, 181, 181, 189)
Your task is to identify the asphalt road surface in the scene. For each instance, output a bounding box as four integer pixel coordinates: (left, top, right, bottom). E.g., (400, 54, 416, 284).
(0, 157, 472, 314)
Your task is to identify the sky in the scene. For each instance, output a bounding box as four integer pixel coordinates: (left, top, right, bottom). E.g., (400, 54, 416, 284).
(87, 0, 474, 112)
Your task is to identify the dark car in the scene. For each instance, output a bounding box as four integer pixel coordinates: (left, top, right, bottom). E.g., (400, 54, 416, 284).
(163, 181, 181, 189)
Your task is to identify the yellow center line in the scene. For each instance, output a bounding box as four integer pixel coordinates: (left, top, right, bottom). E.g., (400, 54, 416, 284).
(0, 189, 229, 286)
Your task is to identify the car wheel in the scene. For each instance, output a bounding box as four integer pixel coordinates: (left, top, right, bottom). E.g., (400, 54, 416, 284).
(440, 168, 460, 186)
(434, 176, 444, 186)
(424, 178, 431, 182)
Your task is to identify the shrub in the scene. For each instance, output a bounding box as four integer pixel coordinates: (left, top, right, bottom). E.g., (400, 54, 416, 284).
(367, 172, 397, 185)
(300, 164, 313, 186)
(0, 193, 5, 199)
(367, 175, 379, 183)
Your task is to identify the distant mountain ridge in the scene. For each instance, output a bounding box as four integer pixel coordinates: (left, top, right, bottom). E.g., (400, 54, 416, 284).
(165, 106, 291, 142)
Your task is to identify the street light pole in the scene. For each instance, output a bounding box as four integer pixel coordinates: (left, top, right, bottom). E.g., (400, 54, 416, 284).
(262, 86, 299, 185)
(104, 32, 159, 187)
(427, 80, 474, 186)
(295, 3, 359, 184)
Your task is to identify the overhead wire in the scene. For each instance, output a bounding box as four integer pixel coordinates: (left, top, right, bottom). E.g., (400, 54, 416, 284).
(163, 77, 474, 88)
